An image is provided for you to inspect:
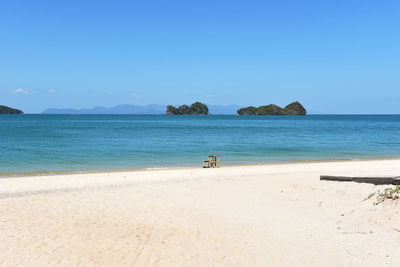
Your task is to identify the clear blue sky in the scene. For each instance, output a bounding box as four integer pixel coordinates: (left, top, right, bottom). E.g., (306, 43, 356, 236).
(1, 0, 399, 113)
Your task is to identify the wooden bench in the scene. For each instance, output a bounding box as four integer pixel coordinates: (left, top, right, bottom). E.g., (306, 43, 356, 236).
(203, 155, 220, 168)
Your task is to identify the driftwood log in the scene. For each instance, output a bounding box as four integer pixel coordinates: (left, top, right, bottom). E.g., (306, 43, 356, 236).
(320, 175, 400, 185)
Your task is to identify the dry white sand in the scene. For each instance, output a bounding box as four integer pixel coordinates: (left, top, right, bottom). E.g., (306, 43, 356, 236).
(0, 159, 399, 266)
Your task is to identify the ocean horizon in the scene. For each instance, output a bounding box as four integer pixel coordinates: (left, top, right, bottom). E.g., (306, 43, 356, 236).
(1, 114, 400, 174)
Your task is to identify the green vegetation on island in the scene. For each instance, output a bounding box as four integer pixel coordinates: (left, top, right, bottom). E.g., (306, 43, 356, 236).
(0, 105, 23, 114)
(166, 102, 210, 115)
(237, 101, 306, 115)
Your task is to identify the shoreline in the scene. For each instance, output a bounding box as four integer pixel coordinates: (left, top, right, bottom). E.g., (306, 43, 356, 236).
(2, 156, 400, 178)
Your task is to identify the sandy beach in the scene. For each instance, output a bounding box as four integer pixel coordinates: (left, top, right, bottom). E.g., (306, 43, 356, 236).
(0, 159, 399, 266)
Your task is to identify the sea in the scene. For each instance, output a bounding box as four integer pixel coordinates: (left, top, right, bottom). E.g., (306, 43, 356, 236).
(1, 114, 400, 174)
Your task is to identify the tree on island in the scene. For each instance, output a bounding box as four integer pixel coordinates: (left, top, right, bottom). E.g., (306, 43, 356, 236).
(166, 102, 210, 115)
(283, 101, 307, 115)
(237, 101, 306, 115)
(0, 105, 23, 114)
(178, 104, 190, 114)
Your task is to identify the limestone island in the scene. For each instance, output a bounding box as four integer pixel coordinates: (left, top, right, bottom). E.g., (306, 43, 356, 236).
(0, 105, 23, 114)
(166, 102, 210, 115)
(237, 101, 306, 115)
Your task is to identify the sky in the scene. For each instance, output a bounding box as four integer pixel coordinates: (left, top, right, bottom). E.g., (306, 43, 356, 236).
(0, 0, 399, 114)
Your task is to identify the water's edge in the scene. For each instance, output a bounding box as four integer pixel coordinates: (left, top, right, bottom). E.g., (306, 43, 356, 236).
(1, 156, 399, 178)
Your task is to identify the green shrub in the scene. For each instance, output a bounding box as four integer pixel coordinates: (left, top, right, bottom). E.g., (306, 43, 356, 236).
(374, 185, 400, 205)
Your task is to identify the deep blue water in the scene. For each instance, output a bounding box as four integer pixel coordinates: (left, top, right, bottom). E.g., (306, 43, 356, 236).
(1, 114, 400, 174)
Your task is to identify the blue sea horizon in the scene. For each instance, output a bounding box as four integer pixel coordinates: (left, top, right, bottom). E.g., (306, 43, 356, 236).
(1, 114, 400, 174)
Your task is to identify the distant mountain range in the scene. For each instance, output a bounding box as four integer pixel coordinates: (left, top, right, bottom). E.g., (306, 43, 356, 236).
(42, 104, 241, 115)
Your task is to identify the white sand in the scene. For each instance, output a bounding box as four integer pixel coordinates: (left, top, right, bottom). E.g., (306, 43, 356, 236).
(0, 159, 399, 266)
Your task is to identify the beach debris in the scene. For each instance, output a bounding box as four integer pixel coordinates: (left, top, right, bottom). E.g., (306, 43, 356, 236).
(320, 175, 400, 185)
(340, 231, 369, 235)
(364, 193, 375, 201)
(203, 155, 220, 168)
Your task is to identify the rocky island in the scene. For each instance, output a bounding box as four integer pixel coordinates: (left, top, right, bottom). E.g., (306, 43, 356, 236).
(237, 101, 306, 115)
(166, 102, 210, 115)
(0, 105, 23, 114)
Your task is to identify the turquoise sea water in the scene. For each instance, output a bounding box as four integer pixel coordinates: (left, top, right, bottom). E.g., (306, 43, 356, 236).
(1, 115, 400, 174)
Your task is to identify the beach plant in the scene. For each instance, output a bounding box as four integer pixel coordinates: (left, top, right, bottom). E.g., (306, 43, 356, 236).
(374, 185, 400, 205)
